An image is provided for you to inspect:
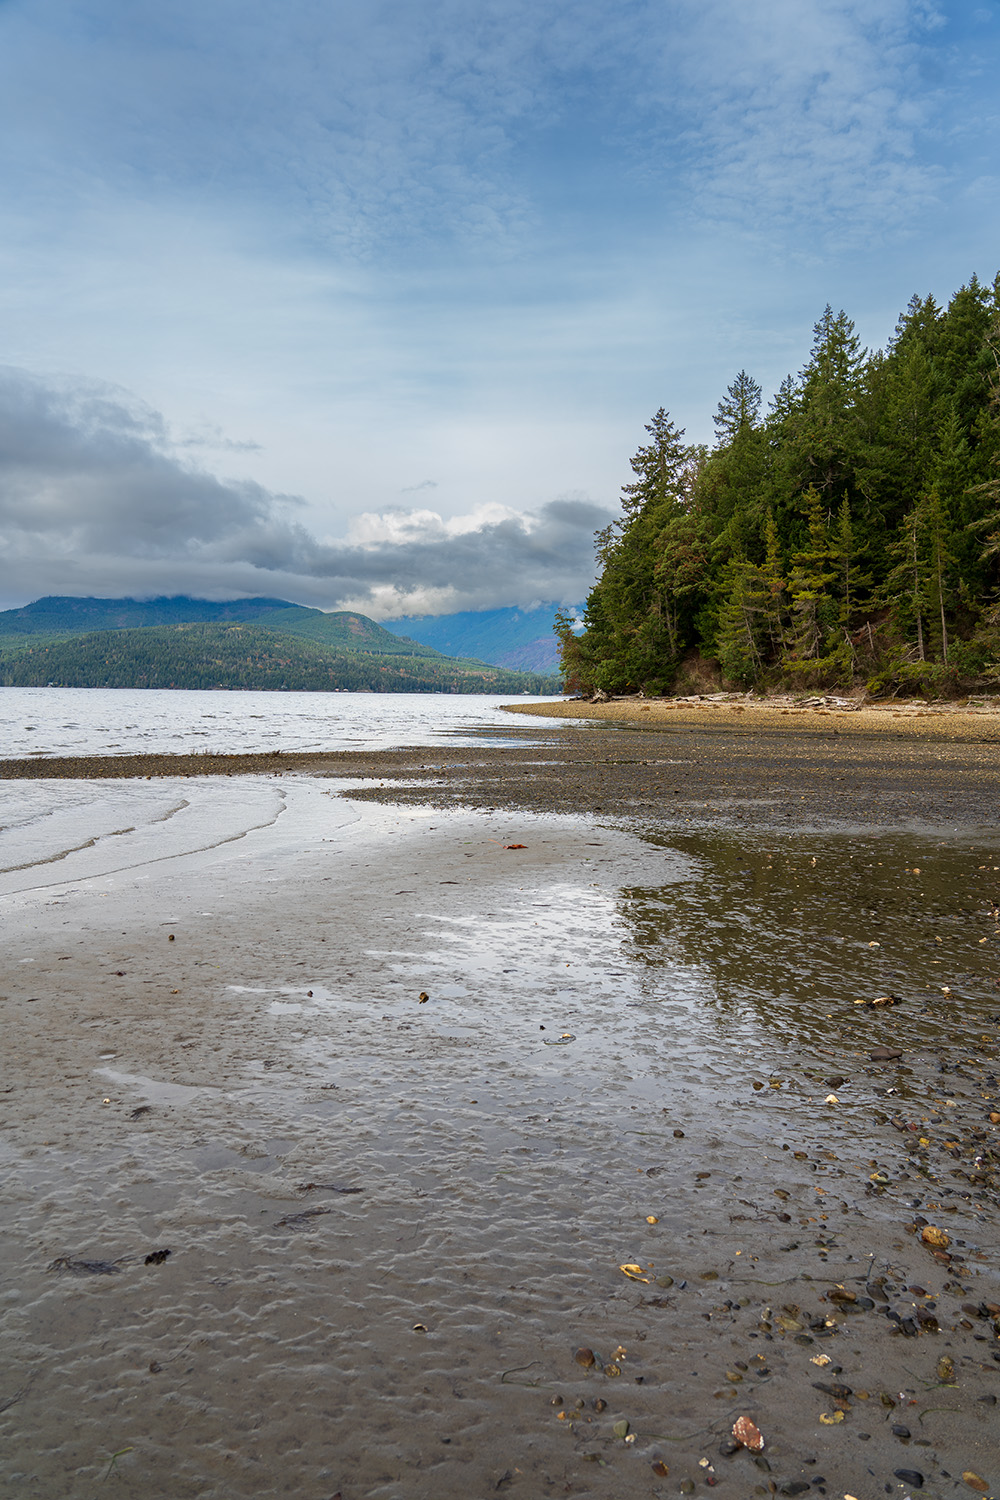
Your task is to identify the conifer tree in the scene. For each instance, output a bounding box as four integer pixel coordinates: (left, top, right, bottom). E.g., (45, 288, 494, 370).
(885, 491, 955, 665)
(566, 273, 1000, 699)
(759, 510, 788, 659)
(714, 557, 767, 687)
(785, 488, 838, 671)
(713, 370, 763, 442)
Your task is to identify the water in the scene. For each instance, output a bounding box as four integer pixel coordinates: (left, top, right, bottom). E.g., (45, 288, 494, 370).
(0, 689, 571, 893)
(0, 686, 568, 760)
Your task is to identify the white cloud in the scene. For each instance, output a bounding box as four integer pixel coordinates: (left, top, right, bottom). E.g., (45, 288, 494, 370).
(0, 0, 994, 587)
(0, 0, 956, 260)
(653, 0, 945, 244)
(0, 367, 612, 614)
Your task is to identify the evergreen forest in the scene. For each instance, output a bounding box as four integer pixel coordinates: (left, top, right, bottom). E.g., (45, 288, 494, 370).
(0, 622, 559, 694)
(558, 274, 1000, 698)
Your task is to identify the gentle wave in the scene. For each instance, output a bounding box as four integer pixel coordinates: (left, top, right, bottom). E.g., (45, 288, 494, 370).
(0, 686, 567, 759)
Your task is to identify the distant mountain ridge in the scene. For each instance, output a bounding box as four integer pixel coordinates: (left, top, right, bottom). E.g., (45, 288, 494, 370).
(0, 596, 561, 693)
(0, 594, 300, 634)
(382, 604, 572, 671)
(0, 594, 448, 658)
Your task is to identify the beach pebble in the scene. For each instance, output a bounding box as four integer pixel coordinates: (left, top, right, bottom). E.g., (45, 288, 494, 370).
(731, 1415, 764, 1452)
(921, 1225, 949, 1248)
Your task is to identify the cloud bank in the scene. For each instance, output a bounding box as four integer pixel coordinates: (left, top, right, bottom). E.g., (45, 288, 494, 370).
(0, 368, 611, 616)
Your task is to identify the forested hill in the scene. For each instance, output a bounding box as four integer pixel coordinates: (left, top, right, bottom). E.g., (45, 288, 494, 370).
(560, 273, 1000, 699)
(0, 595, 454, 660)
(0, 622, 559, 693)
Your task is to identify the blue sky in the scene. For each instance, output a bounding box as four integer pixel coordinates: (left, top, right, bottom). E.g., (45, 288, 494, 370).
(0, 0, 997, 614)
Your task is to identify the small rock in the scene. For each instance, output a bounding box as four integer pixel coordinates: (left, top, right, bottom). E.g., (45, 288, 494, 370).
(732, 1415, 764, 1452)
(894, 1470, 924, 1488)
(921, 1225, 950, 1248)
(962, 1473, 988, 1493)
(574, 1348, 595, 1368)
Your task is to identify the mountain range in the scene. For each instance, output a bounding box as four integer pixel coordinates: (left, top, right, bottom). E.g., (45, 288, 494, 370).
(382, 603, 572, 672)
(0, 596, 562, 694)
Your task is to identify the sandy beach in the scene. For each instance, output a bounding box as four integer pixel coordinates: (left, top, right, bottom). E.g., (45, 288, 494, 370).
(502, 694, 1000, 745)
(2, 713, 999, 1499)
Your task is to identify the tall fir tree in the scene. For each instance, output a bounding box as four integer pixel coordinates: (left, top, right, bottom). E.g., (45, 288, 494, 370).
(568, 273, 1000, 698)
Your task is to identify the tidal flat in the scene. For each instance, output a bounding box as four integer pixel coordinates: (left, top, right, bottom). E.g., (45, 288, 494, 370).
(1, 715, 998, 1499)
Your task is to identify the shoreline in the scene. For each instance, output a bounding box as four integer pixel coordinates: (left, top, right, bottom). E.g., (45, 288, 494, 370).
(502, 693, 1000, 743)
(3, 715, 996, 835)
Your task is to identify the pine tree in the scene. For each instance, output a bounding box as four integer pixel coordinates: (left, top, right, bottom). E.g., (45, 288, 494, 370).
(714, 557, 767, 687)
(831, 498, 869, 629)
(784, 489, 838, 677)
(567, 274, 1000, 700)
(621, 408, 690, 515)
(786, 307, 867, 503)
(713, 370, 763, 443)
(885, 490, 955, 665)
(759, 510, 788, 659)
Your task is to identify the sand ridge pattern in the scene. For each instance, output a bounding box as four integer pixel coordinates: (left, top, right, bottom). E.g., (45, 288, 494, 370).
(1, 725, 999, 1497)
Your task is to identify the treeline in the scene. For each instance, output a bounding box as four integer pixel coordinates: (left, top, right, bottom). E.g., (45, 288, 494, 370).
(0, 623, 560, 694)
(560, 274, 1000, 697)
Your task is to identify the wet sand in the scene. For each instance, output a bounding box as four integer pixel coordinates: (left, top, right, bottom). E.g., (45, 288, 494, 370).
(2, 720, 999, 1499)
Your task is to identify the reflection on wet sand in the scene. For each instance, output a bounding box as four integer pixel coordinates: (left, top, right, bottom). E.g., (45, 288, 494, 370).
(1, 798, 999, 1499)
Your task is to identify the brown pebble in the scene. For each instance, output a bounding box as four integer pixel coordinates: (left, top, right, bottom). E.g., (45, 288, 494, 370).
(921, 1225, 950, 1248)
(732, 1415, 764, 1452)
(574, 1348, 596, 1368)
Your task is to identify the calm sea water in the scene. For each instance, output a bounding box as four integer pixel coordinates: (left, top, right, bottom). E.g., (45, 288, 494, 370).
(0, 686, 567, 759)
(0, 687, 568, 896)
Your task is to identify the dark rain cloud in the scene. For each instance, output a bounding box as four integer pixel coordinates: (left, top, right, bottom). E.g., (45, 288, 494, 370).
(0, 367, 611, 613)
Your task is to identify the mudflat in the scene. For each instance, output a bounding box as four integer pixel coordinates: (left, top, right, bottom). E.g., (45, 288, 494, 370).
(1, 716, 999, 1499)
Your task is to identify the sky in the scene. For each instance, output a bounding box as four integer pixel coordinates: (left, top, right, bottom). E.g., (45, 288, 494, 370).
(0, 0, 998, 616)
